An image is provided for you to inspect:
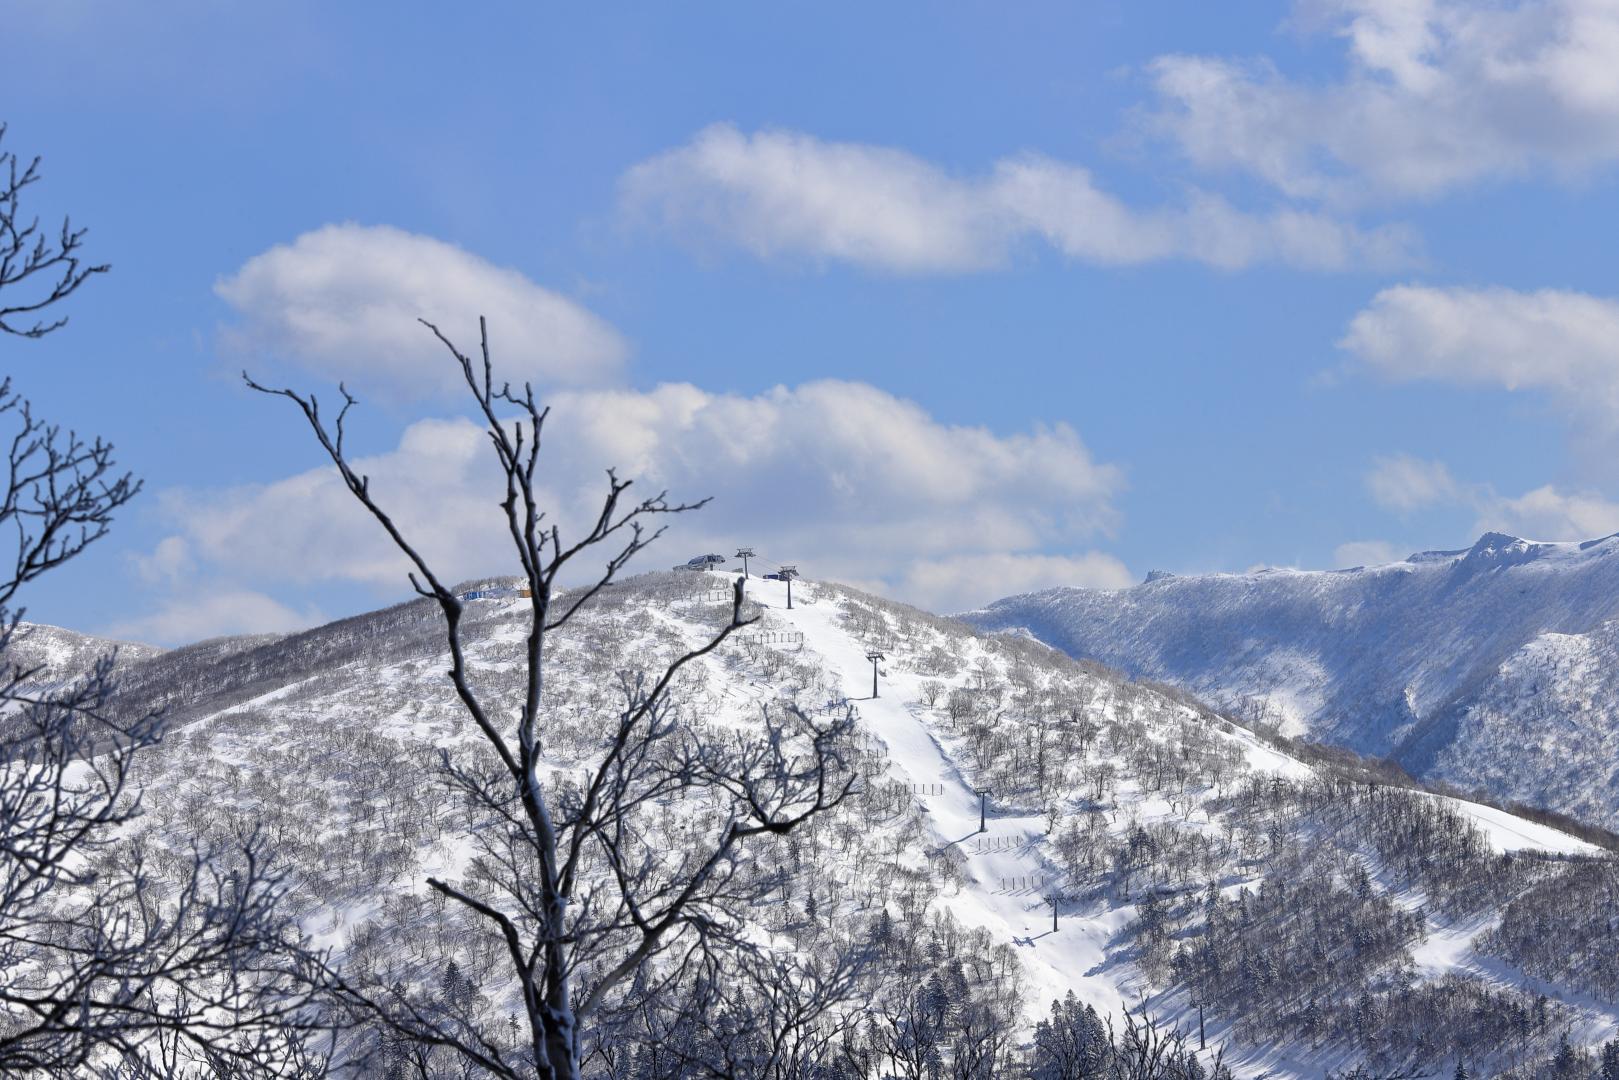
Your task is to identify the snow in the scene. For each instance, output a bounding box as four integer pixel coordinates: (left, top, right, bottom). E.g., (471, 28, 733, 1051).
(727, 572, 1615, 1074)
(764, 577, 1135, 1021)
(743, 574, 1333, 1072)
(63, 565, 1614, 1076)
(1439, 796, 1604, 857)
(965, 530, 1619, 830)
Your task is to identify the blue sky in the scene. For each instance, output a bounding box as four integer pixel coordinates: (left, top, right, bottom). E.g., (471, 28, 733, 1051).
(6, 0, 1619, 643)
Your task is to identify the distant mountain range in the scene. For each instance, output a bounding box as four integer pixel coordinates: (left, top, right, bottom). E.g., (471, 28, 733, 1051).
(965, 531, 1619, 828)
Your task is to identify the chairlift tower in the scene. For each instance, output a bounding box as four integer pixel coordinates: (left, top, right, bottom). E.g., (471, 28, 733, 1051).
(974, 787, 991, 833)
(1044, 889, 1066, 933)
(779, 565, 799, 609)
(865, 650, 885, 698)
(735, 547, 755, 579)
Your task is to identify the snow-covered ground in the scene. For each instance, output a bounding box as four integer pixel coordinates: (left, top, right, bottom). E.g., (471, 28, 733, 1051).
(26, 568, 1616, 1075)
(742, 573, 1616, 1074)
(766, 576, 1137, 1021)
(965, 530, 1619, 829)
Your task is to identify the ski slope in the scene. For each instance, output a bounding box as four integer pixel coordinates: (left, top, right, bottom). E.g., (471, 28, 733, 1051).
(740, 572, 1613, 1074)
(757, 576, 1138, 1022)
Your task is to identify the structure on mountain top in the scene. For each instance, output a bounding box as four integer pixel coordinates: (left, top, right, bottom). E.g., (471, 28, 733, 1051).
(674, 553, 728, 571)
(459, 586, 532, 601)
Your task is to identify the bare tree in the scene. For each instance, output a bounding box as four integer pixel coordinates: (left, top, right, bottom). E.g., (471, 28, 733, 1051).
(1107, 1009, 1189, 1080)
(0, 125, 107, 338)
(0, 602, 324, 1075)
(589, 943, 865, 1080)
(249, 317, 859, 1080)
(0, 126, 325, 1076)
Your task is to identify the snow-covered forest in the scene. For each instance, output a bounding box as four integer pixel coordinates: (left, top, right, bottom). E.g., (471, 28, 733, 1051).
(8, 566, 1619, 1077)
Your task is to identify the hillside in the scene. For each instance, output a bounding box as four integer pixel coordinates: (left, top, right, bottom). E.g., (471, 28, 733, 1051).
(39, 568, 1610, 1076)
(4, 621, 164, 689)
(964, 532, 1619, 829)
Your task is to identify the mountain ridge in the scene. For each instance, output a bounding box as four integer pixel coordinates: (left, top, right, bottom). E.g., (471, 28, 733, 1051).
(19, 570, 1619, 1072)
(964, 531, 1619, 828)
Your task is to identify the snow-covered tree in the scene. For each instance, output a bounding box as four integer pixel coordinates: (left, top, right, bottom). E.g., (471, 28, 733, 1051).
(252, 318, 859, 1080)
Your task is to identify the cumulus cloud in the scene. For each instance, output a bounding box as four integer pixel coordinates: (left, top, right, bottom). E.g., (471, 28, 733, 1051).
(902, 552, 1134, 614)
(1146, 0, 1619, 202)
(1332, 539, 1408, 567)
(1479, 484, 1619, 540)
(107, 589, 324, 646)
(1342, 284, 1619, 425)
(1365, 454, 1460, 511)
(1359, 453, 1619, 544)
(137, 380, 1126, 635)
(150, 416, 504, 590)
(216, 224, 627, 397)
(620, 124, 1416, 273)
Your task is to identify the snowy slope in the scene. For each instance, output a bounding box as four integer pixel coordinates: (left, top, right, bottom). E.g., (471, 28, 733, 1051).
(1432, 621, 1619, 828)
(5, 621, 164, 688)
(79, 570, 1619, 1075)
(964, 532, 1619, 828)
(742, 575, 1614, 1074)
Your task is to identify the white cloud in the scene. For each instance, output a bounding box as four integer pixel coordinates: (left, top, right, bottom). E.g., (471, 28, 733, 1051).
(620, 124, 1416, 273)
(216, 224, 628, 398)
(151, 415, 515, 592)
(902, 552, 1134, 614)
(1147, 0, 1619, 202)
(139, 379, 1126, 633)
(1365, 454, 1459, 511)
(1342, 283, 1619, 422)
(132, 535, 195, 585)
(621, 125, 1010, 273)
(107, 589, 323, 646)
(1478, 484, 1619, 540)
(1359, 452, 1619, 543)
(994, 157, 1416, 270)
(1332, 539, 1407, 567)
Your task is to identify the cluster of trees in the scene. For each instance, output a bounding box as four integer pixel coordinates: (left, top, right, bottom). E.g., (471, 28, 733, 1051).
(1483, 859, 1619, 1003)
(826, 586, 1619, 1074)
(1030, 994, 1228, 1080)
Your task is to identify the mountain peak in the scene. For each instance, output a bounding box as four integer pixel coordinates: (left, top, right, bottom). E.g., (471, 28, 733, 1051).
(1468, 530, 1530, 556)
(1458, 530, 1549, 571)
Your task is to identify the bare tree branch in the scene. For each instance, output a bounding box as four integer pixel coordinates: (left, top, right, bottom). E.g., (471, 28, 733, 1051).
(251, 318, 858, 1080)
(0, 126, 108, 338)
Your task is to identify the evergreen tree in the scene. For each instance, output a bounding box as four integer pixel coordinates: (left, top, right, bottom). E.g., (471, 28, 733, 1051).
(1603, 1039, 1619, 1080)
(872, 908, 894, 951)
(1453, 1060, 1468, 1080)
(439, 959, 469, 1012)
(1301, 998, 1322, 1042)
(1553, 1033, 1579, 1077)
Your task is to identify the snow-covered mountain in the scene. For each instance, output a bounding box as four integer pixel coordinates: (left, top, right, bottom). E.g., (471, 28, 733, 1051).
(963, 531, 1619, 828)
(4, 621, 164, 689)
(53, 569, 1617, 1075)
(19, 569, 1619, 1075)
